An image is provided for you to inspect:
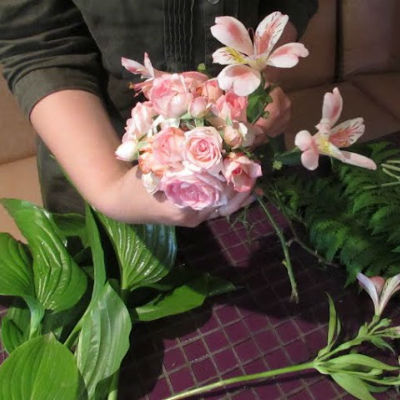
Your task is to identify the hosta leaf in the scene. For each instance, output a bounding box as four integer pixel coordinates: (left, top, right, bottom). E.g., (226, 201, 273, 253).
(0, 335, 81, 400)
(76, 283, 131, 399)
(0, 233, 33, 298)
(97, 212, 176, 291)
(0, 301, 30, 353)
(134, 273, 236, 321)
(1, 199, 87, 312)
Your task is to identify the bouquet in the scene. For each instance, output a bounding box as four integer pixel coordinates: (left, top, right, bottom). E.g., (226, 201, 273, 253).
(115, 12, 376, 217)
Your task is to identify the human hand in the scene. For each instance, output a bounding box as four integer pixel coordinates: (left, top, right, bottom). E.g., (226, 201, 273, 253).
(252, 86, 291, 146)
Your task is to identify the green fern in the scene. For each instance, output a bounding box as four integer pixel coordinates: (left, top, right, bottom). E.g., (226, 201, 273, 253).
(262, 142, 400, 282)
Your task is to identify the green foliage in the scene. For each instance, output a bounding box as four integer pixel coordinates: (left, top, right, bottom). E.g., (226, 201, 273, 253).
(0, 199, 235, 399)
(263, 142, 400, 282)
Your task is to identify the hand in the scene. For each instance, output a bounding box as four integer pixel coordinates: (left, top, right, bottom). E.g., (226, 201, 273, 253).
(106, 165, 255, 228)
(252, 86, 291, 146)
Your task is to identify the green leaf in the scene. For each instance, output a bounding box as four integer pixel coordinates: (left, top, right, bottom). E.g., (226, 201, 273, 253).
(76, 283, 132, 399)
(0, 233, 33, 298)
(330, 354, 398, 372)
(52, 212, 87, 243)
(246, 84, 272, 124)
(0, 335, 82, 400)
(97, 212, 176, 291)
(134, 273, 235, 321)
(327, 294, 338, 348)
(1, 199, 87, 312)
(331, 373, 375, 400)
(0, 301, 30, 353)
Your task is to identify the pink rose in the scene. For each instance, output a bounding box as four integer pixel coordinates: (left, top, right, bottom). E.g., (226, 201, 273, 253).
(160, 169, 228, 210)
(182, 71, 209, 94)
(189, 96, 208, 118)
(151, 127, 185, 171)
(201, 79, 223, 103)
(184, 127, 223, 172)
(214, 91, 248, 121)
(223, 153, 262, 192)
(149, 74, 193, 118)
(124, 101, 154, 140)
(223, 125, 243, 149)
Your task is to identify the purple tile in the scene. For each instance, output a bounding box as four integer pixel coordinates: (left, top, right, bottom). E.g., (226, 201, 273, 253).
(214, 349, 239, 373)
(309, 379, 339, 400)
(285, 339, 310, 364)
(244, 314, 269, 333)
(169, 368, 195, 393)
(232, 389, 257, 399)
(254, 329, 280, 353)
(226, 244, 250, 264)
(191, 357, 217, 383)
(216, 305, 240, 325)
(183, 340, 207, 362)
(304, 330, 327, 354)
(199, 315, 220, 334)
(148, 378, 171, 400)
(265, 348, 291, 370)
(276, 320, 299, 344)
(225, 321, 249, 344)
(205, 330, 229, 353)
(254, 382, 282, 399)
(163, 347, 185, 371)
(243, 358, 266, 375)
(219, 231, 241, 249)
(287, 389, 312, 399)
(234, 339, 259, 363)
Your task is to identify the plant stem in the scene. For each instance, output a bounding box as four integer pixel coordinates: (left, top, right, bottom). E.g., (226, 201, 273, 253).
(165, 362, 315, 400)
(256, 197, 298, 302)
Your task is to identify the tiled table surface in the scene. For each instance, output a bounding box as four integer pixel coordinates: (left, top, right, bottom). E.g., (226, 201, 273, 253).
(1, 205, 399, 400)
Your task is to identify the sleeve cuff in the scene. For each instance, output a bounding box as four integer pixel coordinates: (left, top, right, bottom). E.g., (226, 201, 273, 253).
(12, 67, 102, 118)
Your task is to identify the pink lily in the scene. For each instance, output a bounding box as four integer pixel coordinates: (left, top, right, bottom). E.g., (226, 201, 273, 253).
(357, 273, 400, 316)
(121, 53, 163, 97)
(211, 12, 309, 96)
(294, 88, 377, 171)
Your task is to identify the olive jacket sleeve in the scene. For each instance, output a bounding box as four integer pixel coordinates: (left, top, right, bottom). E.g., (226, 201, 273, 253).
(0, 0, 103, 116)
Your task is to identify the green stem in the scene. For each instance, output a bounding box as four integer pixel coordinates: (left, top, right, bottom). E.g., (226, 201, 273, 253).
(165, 362, 315, 400)
(257, 197, 298, 302)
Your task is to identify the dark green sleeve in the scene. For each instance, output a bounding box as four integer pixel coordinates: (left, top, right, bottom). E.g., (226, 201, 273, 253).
(260, 0, 318, 38)
(0, 0, 103, 117)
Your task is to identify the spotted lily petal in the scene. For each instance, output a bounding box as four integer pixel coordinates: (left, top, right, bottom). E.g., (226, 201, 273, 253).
(254, 12, 288, 56)
(217, 64, 261, 96)
(317, 87, 343, 131)
(295, 130, 313, 151)
(378, 274, 400, 315)
(357, 273, 381, 315)
(267, 42, 309, 68)
(212, 47, 248, 65)
(328, 117, 365, 148)
(301, 148, 320, 170)
(211, 16, 253, 56)
(335, 151, 377, 170)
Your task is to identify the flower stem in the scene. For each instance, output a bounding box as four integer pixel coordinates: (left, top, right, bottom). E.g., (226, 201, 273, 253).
(257, 197, 299, 302)
(165, 362, 315, 400)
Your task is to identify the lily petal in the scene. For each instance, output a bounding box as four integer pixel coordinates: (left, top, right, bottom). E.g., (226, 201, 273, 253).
(357, 273, 381, 315)
(267, 42, 309, 68)
(217, 65, 261, 96)
(329, 118, 365, 148)
(335, 151, 377, 170)
(318, 87, 343, 130)
(301, 148, 319, 170)
(115, 140, 138, 162)
(295, 130, 313, 151)
(255, 12, 288, 56)
(378, 274, 400, 315)
(211, 16, 253, 56)
(212, 47, 248, 65)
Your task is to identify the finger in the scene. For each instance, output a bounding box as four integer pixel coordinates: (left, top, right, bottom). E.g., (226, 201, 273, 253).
(219, 191, 252, 216)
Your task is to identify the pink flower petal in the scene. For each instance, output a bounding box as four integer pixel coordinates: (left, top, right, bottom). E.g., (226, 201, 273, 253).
(211, 16, 253, 56)
(378, 274, 400, 315)
(295, 130, 313, 151)
(329, 118, 365, 148)
(255, 12, 288, 56)
(217, 65, 261, 96)
(267, 43, 309, 68)
(357, 273, 381, 315)
(335, 151, 377, 170)
(301, 148, 319, 170)
(319, 87, 343, 129)
(121, 57, 148, 76)
(212, 47, 248, 65)
(369, 276, 386, 295)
